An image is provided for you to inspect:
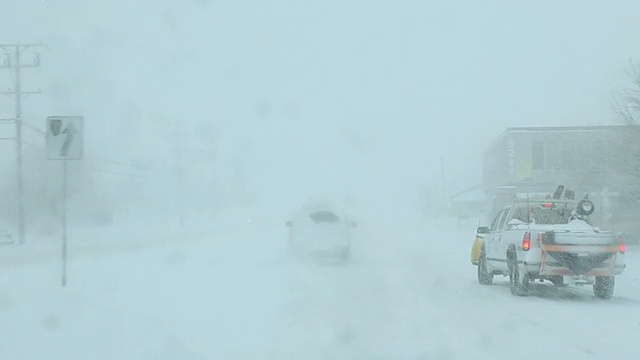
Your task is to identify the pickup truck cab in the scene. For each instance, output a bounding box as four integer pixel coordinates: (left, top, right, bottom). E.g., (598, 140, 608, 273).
(477, 196, 626, 299)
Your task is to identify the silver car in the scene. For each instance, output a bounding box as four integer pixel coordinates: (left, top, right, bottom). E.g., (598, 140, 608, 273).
(286, 205, 356, 262)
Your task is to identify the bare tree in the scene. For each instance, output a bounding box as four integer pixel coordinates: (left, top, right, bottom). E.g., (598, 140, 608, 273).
(611, 62, 640, 207)
(614, 61, 640, 126)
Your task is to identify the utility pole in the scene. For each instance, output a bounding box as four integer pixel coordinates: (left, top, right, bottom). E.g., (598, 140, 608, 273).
(168, 120, 188, 229)
(0, 43, 42, 245)
(440, 156, 446, 198)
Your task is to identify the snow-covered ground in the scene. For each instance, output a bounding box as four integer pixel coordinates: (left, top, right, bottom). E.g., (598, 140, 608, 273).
(1, 213, 639, 359)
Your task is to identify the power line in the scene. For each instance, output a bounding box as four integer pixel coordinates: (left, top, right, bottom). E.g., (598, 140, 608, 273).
(90, 170, 136, 176)
(93, 156, 136, 167)
(22, 120, 45, 135)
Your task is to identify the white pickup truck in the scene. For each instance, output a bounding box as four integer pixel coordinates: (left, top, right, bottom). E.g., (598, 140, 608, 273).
(477, 196, 626, 299)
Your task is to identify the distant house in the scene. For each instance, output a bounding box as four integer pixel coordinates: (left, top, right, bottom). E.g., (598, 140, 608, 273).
(483, 125, 640, 242)
(449, 184, 487, 219)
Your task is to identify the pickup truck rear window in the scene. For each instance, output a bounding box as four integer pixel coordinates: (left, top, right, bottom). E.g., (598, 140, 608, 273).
(512, 206, 572, 225)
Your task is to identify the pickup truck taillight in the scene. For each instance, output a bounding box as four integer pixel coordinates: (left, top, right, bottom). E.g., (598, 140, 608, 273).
(522, 232, 531, 251)
(619, 235, 626, 254)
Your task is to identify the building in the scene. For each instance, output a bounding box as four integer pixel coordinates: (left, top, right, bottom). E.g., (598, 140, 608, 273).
(483, 125, 640, 242)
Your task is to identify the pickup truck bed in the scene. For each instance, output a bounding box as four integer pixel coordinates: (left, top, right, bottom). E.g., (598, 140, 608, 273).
(539, 230, 623, 276)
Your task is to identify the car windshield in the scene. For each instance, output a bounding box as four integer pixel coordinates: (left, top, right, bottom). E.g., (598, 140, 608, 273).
(309, 211, 341, 224)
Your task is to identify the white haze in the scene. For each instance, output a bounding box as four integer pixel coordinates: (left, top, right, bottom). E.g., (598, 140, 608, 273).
(2, 1, 640, 220)
(1, 1, 640, 359)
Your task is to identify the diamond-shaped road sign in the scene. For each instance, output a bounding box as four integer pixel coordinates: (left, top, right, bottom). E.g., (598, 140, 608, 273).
(46, 116, 83, 160)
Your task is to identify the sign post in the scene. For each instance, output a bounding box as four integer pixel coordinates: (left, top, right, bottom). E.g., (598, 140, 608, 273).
(46, 116, 83, 287)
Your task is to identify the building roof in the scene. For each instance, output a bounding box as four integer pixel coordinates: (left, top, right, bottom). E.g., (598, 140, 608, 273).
(487, 124, 633, 149)
(504, 125, 630, 132)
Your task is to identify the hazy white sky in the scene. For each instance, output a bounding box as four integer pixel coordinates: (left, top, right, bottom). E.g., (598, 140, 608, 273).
(2, 0, 640, 206)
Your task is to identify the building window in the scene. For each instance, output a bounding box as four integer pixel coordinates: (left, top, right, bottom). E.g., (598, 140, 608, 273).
(546, 141, 560, 170)
(561, 141, 577, 169)
(532, 141, 544, 170)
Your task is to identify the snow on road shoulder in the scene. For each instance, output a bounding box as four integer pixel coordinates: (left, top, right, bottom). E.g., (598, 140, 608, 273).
(1, 215, 639, 359)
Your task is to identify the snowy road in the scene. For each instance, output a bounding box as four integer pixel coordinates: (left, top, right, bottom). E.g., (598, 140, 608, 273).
(1, 216, 639, 359)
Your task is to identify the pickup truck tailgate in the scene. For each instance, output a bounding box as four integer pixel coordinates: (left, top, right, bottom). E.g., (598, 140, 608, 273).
(539, 230, 622, 276)
(545, 230, 618, 246)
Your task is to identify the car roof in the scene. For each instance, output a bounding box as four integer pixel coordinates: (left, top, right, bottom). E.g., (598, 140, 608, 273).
(292, 203, 346, 218)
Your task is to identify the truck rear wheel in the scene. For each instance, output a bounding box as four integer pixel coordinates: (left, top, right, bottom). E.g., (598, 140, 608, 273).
(477, 249, 493, 285)
(509, 257, 529, 296)
(593, 276, 615, 299)
(549, 276, 564, 286)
